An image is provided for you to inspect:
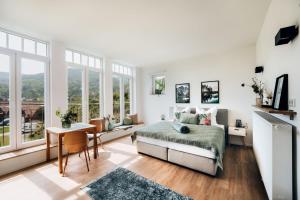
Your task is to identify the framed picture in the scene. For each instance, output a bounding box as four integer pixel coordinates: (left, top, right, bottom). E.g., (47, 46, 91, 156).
(176, 83, 190, 103)
(272, 74, 288, 110)
(201, 81, 219, 104)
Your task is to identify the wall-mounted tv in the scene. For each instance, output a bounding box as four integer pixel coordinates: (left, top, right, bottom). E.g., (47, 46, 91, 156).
(272, 74, 288, 110)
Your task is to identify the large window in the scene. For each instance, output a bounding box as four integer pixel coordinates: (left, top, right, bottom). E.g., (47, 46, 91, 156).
(113, 75, 121, 123)
(89, 69, 100, 119)
(0, 29, 49, 153)
(68, 67, 83, 122)
(112, 64, 133, 124)
(66, 50, 102, 122)
(21, 58, 46, 143)
(0, 54, 11, 148)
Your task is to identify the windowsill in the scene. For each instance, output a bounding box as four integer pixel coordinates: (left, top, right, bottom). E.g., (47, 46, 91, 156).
(0, 144, 57, 162)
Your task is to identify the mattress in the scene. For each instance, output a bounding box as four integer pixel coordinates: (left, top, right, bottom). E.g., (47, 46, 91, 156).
(136, 136, 216, 159)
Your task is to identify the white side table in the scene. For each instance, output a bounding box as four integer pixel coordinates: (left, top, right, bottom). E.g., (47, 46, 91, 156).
(228, 126, 247, 146)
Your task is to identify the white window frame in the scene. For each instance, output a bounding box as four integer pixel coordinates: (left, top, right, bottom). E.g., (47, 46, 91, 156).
(0, 44, 50, 153)
(65, 49, 103, 123)
(112, 63, 134, 125)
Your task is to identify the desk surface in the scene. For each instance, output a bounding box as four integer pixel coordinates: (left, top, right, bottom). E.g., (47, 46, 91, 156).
(46, 123, 96, 134)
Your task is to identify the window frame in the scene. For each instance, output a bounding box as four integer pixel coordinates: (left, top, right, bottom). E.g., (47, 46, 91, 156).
(0, 44, 50, 153)
(112, 63, 134, 125)
(65, 49, 103, 123)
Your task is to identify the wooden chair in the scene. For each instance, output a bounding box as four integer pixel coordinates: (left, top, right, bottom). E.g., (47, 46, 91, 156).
(63, 131, 90, 176)
(87, 118, 106, 155)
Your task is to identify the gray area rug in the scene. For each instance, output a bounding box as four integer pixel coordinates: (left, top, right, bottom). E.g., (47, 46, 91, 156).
(82, 167, 192, 200)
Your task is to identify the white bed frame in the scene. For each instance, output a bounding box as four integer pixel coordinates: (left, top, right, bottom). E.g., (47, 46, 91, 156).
(136, 108, 228, 176)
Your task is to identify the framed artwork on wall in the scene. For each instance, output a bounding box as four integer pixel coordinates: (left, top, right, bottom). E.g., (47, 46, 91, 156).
(175, 83, 190, 103)
(201, 81, 219, 104)
(272, 74, 288, 110)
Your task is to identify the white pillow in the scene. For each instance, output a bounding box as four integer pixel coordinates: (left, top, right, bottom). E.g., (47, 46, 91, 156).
(181, 107, 191, 113)
(205, 107, 218, 125)
(195, 106, 205, 114)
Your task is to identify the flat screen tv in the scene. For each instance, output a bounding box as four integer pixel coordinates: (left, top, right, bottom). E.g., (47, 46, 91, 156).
(272, 74, 288, 110)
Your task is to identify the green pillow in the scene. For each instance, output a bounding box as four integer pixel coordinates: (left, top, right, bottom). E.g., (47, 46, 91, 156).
(174, 112, 181, 120)
(179, 113, 199, 124)
(123, 117, 133, 125)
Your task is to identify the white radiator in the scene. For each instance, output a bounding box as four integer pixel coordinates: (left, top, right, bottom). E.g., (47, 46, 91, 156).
(253, 111, 292, 200)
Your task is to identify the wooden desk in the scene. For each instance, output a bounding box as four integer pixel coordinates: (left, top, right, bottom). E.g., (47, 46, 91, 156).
(46, 123, 97, 174)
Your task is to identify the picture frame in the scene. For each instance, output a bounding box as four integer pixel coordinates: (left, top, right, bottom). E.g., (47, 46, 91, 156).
(175, 83, 190, 103)
(272, 74, 288, 110)
(201, 81, 219, 104)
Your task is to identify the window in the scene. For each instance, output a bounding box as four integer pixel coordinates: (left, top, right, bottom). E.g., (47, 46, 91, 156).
(0, 31, 6, 47)
(0, 54, 11, 148)
(68, 67, 83, 122)
(0, 30, 48, 57)
(23, 39, 35, 54)
(0, 29, 49, 153)
(124, 78, 131, 115)
(113, 75, 121, 123)
(66, 49, 102, 122)
(21, 58, 46, 143)
(89, 69, 100, 119)
(152, 74, 165, 95)
(112, 63, 134, 124)
(8, 34, 22, 51)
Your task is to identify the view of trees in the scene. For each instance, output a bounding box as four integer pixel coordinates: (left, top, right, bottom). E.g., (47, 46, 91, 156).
(0, 70, 45, 147)
(68, 68, 101, 122)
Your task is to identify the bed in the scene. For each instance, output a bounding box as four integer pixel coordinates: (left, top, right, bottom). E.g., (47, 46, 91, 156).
(133, 109, 228, 176)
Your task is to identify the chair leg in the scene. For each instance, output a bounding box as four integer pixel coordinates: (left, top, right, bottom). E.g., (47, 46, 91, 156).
(79, 152, 81, 157)
(87, 148, 91, 161)
(63, 153, 69, 177)
(83, 150, 90, 172)
(99, 137, 103, 149)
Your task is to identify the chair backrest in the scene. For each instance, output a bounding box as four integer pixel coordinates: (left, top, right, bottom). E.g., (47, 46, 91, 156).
(64, 131, 88, 153)
(89, 118, 105, 132)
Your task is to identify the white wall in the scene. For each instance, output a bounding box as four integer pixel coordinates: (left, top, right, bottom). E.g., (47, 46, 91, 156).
(256, 0, 300, 198)
(140, 45, 256, 145)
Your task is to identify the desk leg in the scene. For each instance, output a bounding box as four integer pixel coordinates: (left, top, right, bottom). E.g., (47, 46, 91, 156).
(58, 135, 63, 173)
(46, 130, 50, 161)
(93, 131, 97, 159)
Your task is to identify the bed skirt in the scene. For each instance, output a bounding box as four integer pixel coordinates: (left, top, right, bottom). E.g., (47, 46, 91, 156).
(136, 141, 218, 176)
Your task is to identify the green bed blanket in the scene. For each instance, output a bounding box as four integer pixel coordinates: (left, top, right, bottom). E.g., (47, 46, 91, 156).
(133, 121, 225, 170)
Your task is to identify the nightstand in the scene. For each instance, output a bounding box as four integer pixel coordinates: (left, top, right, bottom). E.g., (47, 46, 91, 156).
(228, 126, 247, 146)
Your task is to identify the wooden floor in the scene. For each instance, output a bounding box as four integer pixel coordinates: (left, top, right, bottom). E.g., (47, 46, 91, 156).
(0, 136, 268, 200)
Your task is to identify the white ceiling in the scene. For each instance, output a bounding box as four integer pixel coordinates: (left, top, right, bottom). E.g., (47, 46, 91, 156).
(0, 0, 271, 67)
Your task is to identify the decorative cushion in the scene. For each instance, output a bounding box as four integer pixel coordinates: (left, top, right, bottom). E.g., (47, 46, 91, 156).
(181, 107, 192, 113)
(199, 113, 211, 125)
(128, 114, 138, 124)
(123, 117, 133, 125)
(206, 107, 218, 125)
(179, 113, 199, 124)
(174, 112, 181, 120)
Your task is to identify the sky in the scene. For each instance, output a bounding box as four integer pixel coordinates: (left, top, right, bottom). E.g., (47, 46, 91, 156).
(0, 54, 44, 74)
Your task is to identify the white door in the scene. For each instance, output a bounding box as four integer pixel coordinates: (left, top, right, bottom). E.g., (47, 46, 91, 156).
(0, 50, 16, 153)
(16, 55, 49, 149)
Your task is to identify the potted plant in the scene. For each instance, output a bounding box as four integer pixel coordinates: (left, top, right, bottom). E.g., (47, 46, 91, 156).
(241, 78, 264, 106)
(56, 109, 77, 128)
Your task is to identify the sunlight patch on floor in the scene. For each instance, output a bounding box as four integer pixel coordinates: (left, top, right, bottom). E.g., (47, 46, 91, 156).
(35, 164, 80, 191)
(106, 142, 137, 154)
(0, 175, 51, 200)
(122, 155, 143, 168)
(108, 152, 130, 165)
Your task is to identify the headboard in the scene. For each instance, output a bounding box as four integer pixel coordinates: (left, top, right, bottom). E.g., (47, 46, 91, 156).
(174, 107, 229, 144)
